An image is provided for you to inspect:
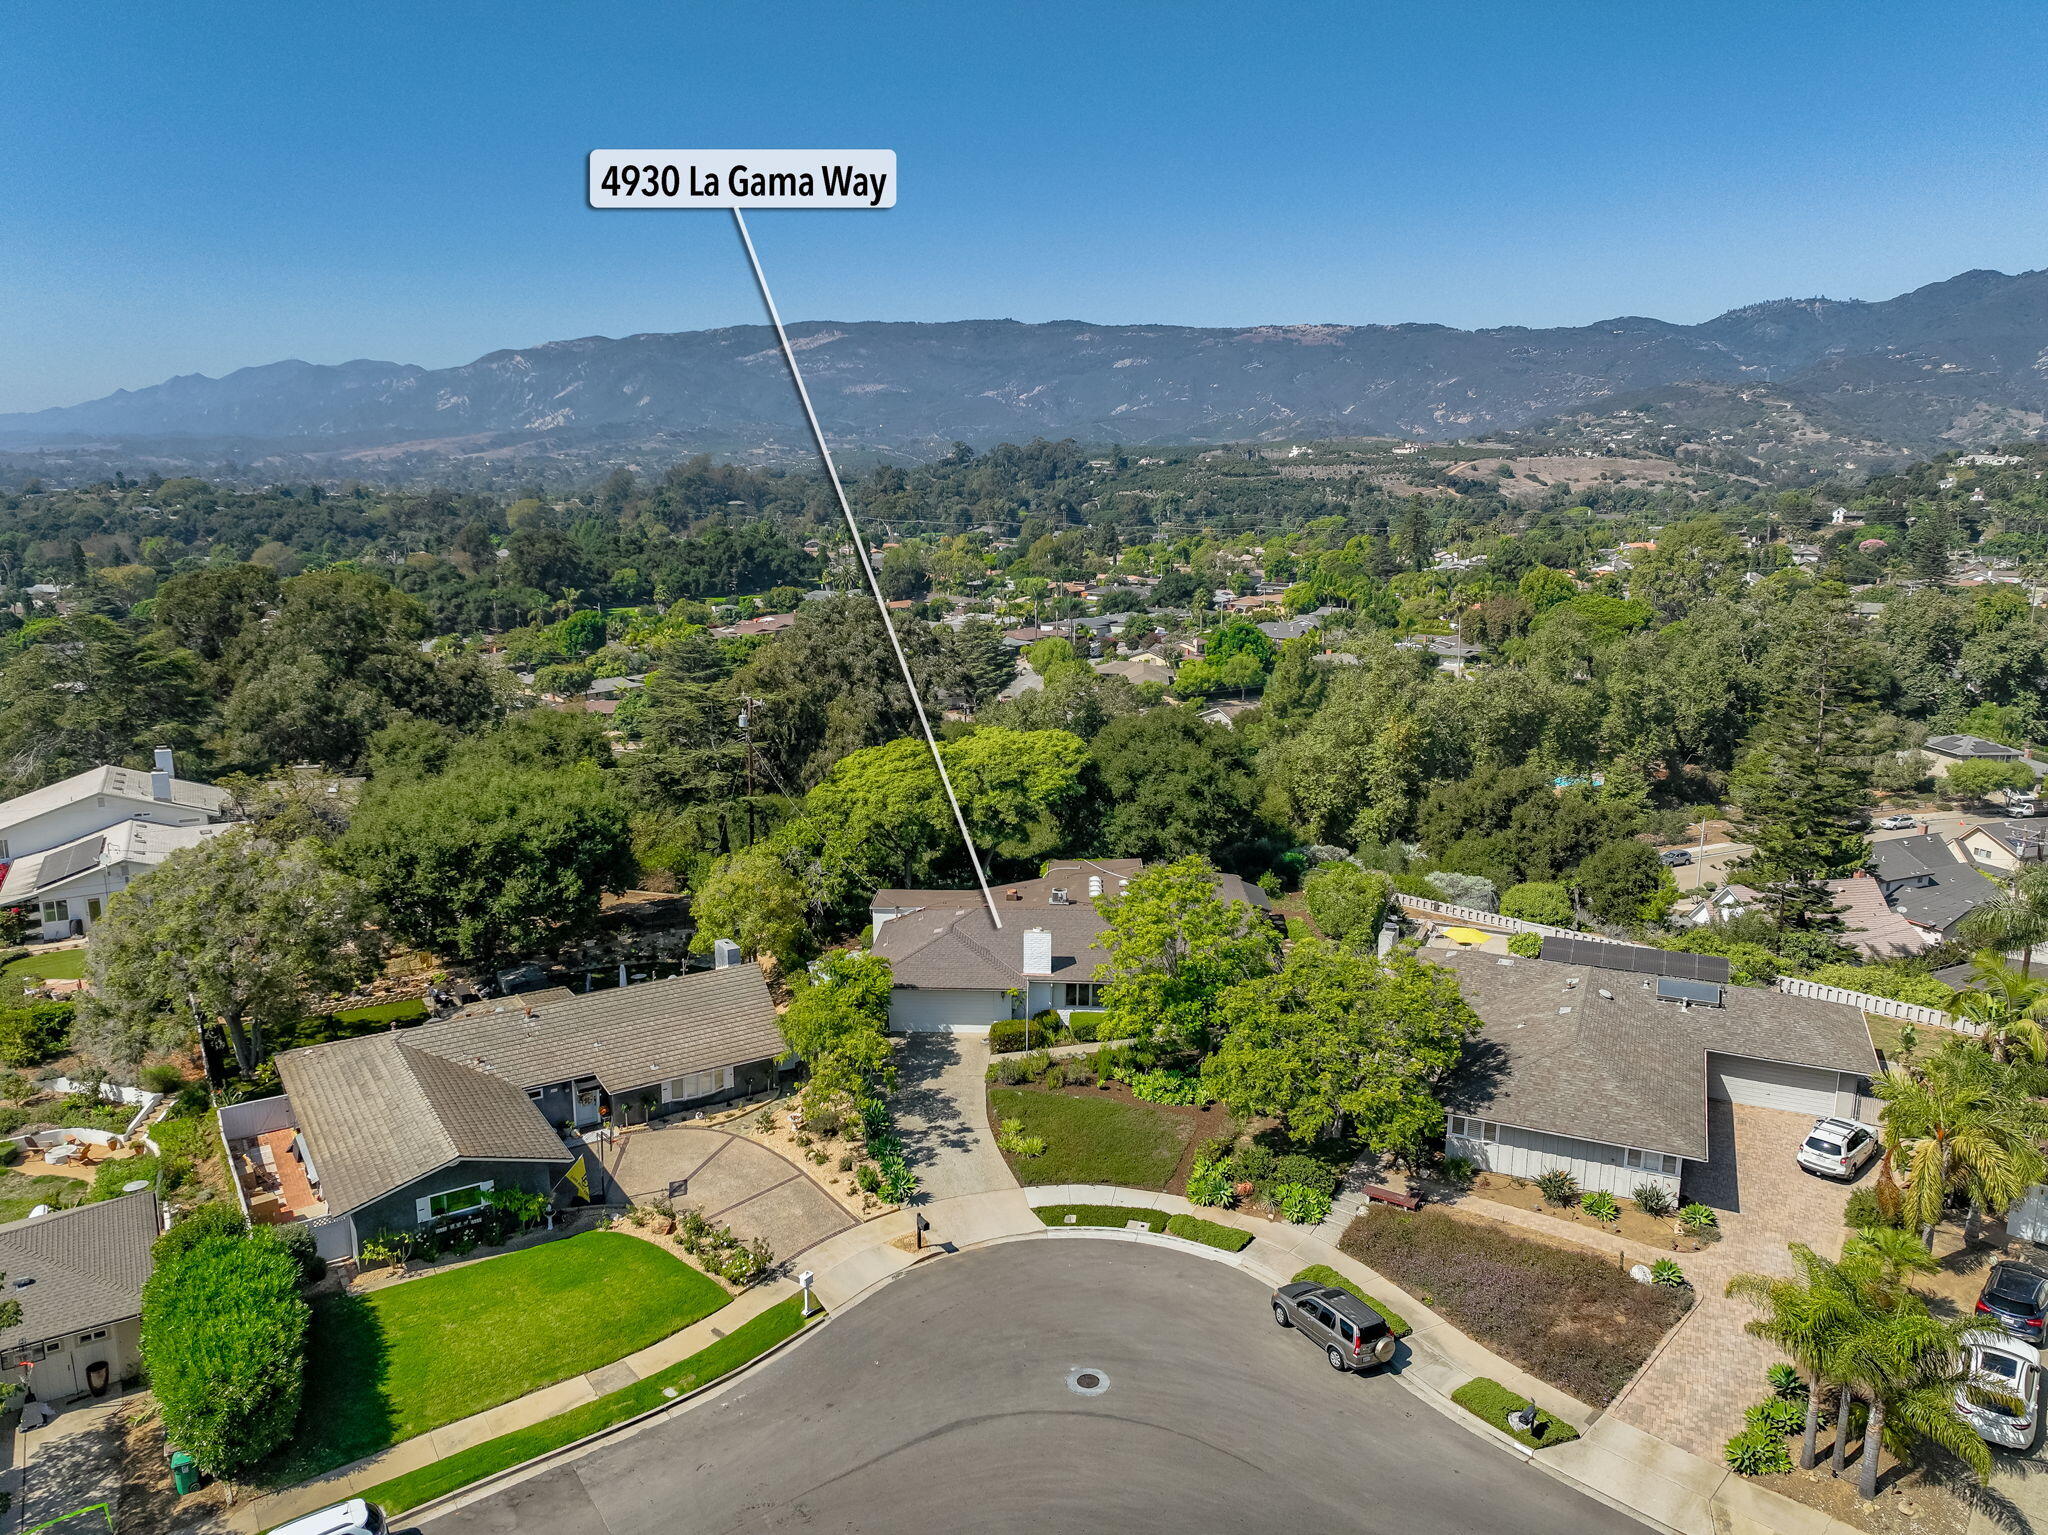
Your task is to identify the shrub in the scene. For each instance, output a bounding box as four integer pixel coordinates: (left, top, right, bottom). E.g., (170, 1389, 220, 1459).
(1678, 1203, 1719, 1233)
(1341, 1207, 1690, 1405)
(0, 1073, 27, 1103)
(137, 1062, 187, 1096)
(152, 1202, 248, 1264)
(1451, 1377, 1580, 1450)
(1185, 1159, 1234, 1208)
(1067, 1012, 1103, 1043)
(1303, 863, 1395, 944)
(1424, 871, 1497, 912)
(986, 1055, 1032, 1086)
(1270, 1153, 1340, 1198)
(1440, 1155, 1477, 1188)
(1843, 1188, 1902, 1230)
(1649, 1258, 1688, 1288)
(855, 1163, 882, 1195)
(1507, 932, 1543, 958)
(1037, 1204, 1166, 1232)
(140, 1229, 309, 1478)
(1500, 882, 1573, 927)
(1165, 1213, 1253, 1251)
(1632, 1183, 1674, 1218)
(1724, 1426, 1793, 1477)
(1766, 1363, 1808, 1401)
(996, 1117, 1047, 1157)
(0, 1002, 73, 1067)
(1581, 1191, 1620, 1224)
(1746, 1396, 1806, 1436)
(1291, 1264, 1411, 1338)
(1534, 1169, 1579, 1207)
(1126, 1068, 1203, 1106)
(988, 1016, 1061, 1054)
(1062, 1058, 1096, 1088)
(1272, 1182, 1333, 1224)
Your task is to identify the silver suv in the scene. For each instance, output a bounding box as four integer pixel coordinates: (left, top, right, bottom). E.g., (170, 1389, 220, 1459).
(1272, 1281, 1397, 1371)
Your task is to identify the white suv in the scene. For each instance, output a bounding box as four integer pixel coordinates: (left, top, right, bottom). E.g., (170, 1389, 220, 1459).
(1795, 1118, 1879, 1181)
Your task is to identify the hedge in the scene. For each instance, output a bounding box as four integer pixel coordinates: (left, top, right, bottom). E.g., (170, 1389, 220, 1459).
(1164, 1213, 1252, 1251)
(0, 1002, 73, 1067)
(1037, 1203, 1167, 1232)
(1451, 1376, 1580, 1450)
(140, 1229, 309, 1477)
(1290, 1264, 1410, 1338)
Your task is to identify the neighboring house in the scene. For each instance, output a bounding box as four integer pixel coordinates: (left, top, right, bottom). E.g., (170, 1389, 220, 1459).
(0, 749, 228, 865)
(0, 1191, 158, 1405)
(1675, 884, 1761, 927)
(1438, 949, 1877, 1200)
(1256, 615, 1321, 643)
(1094, 653, 1175, 686)
(235, 963, 788, 1261)
(1923, 734, 2038, 779)
(1962, 821, 2048, 874)
(1195, 698, 1256, 728)
(0, 819, 234, 938)
(1826, 871, 1934, 957)
(992, 669, 1043, 705)
(1869, 832, 1996, 941)
(870, 858, 1270, 1033)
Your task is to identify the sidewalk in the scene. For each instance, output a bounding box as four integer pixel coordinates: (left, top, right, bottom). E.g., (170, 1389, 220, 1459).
(224, 1275, 800, 1533)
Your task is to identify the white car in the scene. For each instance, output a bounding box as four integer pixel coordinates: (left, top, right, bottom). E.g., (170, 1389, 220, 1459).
(1795, 1117, 1880, 1181)
(1875, 814, 1918, 830)
(1957, 1332, 2041, 1450)
(271, 1500, 387, 1535)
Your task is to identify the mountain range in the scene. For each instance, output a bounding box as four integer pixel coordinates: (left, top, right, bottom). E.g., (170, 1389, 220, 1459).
(7, 267, 2048, 477)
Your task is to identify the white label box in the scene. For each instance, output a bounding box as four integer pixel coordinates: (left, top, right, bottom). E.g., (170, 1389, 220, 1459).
(588, 150, 895, 209)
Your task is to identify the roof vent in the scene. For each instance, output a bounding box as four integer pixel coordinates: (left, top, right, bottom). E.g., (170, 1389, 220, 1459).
(1005, 887, 1022, 901)
(1088, 875, 1103, 898)
(1597, 988, 1614, 1000)
(1050, 888, 1070, 906)
(12, 1275, 32, 1286)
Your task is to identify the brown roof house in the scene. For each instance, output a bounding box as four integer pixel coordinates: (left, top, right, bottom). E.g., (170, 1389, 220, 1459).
(870, 858, 1270, 1033)
(224, 963, 788, 1263)
(0, 1191, 159, 1407)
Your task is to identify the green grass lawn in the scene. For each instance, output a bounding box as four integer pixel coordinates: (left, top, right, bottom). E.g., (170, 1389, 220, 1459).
(988, 1087, 1191, 1189)
(363, 1297, 817, 1515)
(0, 948, 84, 997)
(265, 1231, 729, 1484)
(0, 1169, 88, 1224)
(1451, 1376, 1580, 1449)
(1035, 1203, 1167, 1232)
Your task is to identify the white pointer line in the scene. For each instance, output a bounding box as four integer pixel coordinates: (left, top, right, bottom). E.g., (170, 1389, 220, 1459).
(730, 209, 1003, 930)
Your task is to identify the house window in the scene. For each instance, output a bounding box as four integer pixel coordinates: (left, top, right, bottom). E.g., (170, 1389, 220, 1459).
(86, 898, 102, 922)
(39, 900, 67, 924)
(75, 1329, 106, 1345)
(663, 1067, 735, 1103)
(1062, 983, 1104, 1008)
(428, 1184, 489, 1219)
(1446, 1115, 1498, 1143)
(1624, 1147, 1681, 1176)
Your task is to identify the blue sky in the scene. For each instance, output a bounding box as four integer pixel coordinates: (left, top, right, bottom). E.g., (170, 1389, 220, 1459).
(6, 1, 2048, 412)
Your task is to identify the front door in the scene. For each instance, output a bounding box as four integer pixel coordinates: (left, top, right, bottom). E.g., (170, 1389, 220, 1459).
(573, 1078, 603, 1129)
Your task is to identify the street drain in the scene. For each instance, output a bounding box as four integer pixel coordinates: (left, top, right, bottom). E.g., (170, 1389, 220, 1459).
(1066, 1367, 1110, 1397)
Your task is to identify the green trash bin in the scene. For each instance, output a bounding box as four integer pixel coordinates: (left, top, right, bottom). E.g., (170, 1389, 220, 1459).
(170, 1451, 201, 1495)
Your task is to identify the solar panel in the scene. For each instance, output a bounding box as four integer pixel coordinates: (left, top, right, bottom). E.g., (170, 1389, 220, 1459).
(1537, 935, 1732, 985)
(1655, 976, 1725, 1007)
(34, 836, 104, 890)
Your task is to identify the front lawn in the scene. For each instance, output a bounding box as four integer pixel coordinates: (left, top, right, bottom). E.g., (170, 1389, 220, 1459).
(1340, 1206, 1689, 1406)
(1037, 1203, 1168, 1232)
(0, 1169, 87, 1223)
(265, 1231, 729, 1483)
(988, 1087, 1192, 1189)
(0, 948, 84, 996)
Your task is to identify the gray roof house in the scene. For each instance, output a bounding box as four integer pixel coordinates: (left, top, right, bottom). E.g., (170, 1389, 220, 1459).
(0, 1191, 159, 1405)
(1870, 833, 1996, 938)
(1437, 949, 1877, 1200)
(1924, 734, 2041, 780)
(871, 859, 1270, 1033)
(232, 964, 788, 1262)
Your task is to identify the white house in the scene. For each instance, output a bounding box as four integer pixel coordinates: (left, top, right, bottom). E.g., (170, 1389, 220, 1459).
(1438, 948, 1876, 1200)
(0, 1191, 159, 1406)
(0, 750, 232, 938)
(869, 859, 1271, 1033)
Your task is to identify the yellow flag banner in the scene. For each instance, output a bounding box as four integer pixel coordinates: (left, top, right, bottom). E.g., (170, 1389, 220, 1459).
(564, 1156, 591, 1200)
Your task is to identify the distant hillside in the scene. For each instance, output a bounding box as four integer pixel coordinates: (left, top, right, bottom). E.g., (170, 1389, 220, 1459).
(6, 266, 2048, 478)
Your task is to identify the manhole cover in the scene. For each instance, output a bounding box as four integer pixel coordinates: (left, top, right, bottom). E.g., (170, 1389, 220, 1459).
(1066, 1366, 1110, 1397)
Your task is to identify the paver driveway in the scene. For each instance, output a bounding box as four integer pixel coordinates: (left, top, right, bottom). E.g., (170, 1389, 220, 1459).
(608, 1124, 855, 1261)
(892, 1032, 1015, 1200)
(1609, 1100, 1865, 1455)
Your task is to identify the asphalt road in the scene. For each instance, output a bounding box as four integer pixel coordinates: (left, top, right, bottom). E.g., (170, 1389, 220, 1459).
(419, 1242, 1649, 1535)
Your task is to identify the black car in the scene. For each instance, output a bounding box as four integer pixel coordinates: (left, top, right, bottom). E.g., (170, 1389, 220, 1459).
(1271, 1281, 1397, 1372)
(1977, 1261, 2048, 1343)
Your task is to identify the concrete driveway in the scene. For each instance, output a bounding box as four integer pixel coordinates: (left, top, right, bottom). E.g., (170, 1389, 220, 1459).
(1610, 1102, 1866, 1457)
(891, 1032, 1015, 1200)
(420, 1242, 1652, 1535)
(609, 1124, 855, 1263)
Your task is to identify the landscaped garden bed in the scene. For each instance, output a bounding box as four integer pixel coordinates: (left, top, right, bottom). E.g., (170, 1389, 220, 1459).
(1451, 1377, 1580, 1449)
(987, 1082, 1226, 1191)
(1036, 1203, 1167, 1232)
(1465, 1171, 1720, 1253)
(1339, 1205, 1690, 1405)
(263, 1230, 730, 1484)
(1164, 1213, 1251, 1251)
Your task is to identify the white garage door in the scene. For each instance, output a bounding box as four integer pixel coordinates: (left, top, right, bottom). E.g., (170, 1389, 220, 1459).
(1706, 1054, 1840, 1116)
(890, 988, 1006, 1034)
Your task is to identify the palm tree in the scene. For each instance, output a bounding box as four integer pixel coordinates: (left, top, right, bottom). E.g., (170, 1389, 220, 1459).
(1954, 950, 2048, 1063)
(1959, 863, 2048, 978)
(1835, 1302, 1993, 1499)
(1874, 1039, 2048, 1246)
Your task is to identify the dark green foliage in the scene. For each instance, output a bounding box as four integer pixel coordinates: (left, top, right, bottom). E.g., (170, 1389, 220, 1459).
(1088, 708, 1265, 861)
(1164, 1213, 1253, 1251)
(1302, 862, 1394, 945)
(1571, 840, 1664, 925)
(140, 1229, 310, 1477)
(1452, 1377, 1580, 1449)
(152, 1202, 248, 1264)
(1035, 1203, 1168, 1232)
(0, 1001, 72, 1067)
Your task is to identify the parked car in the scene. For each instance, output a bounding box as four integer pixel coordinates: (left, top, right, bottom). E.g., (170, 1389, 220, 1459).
(1956, 1331, 2042, 1450)
(1875, 814, 1918, 830)
(271, 1499, 387, 1535)
(1658, 849, 1693, 867)
(2010, 795, 2042, 819)
(1794, 1117, 1880, 1181)
(1271, 1281, 1397, 1371)
(1977, 1261, 2048, 1343)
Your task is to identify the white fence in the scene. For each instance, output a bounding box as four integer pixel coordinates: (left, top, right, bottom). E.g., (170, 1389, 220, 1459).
(1773, 975, 1978, 1036)
(1393, 895, 1627, 945)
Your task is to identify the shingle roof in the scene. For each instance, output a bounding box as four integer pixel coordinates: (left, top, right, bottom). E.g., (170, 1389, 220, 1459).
(0, 1191, 158, 1351)
(0, 766, 227, 833)
(405, 964, 785, 1094)
(0, 819, 233, 902)
(1438, 949, 1877, 1161)
(1928, 734, 2021, 759)
(1871, 833, 1959, 884)
(277, 1037, 570, 1215)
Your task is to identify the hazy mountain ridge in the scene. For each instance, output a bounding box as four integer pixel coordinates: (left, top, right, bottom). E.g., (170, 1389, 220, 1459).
(7, 267, 2047, 473)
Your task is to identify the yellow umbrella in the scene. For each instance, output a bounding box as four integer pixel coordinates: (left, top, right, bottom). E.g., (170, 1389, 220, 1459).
(1442, 926, 1491, 947)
